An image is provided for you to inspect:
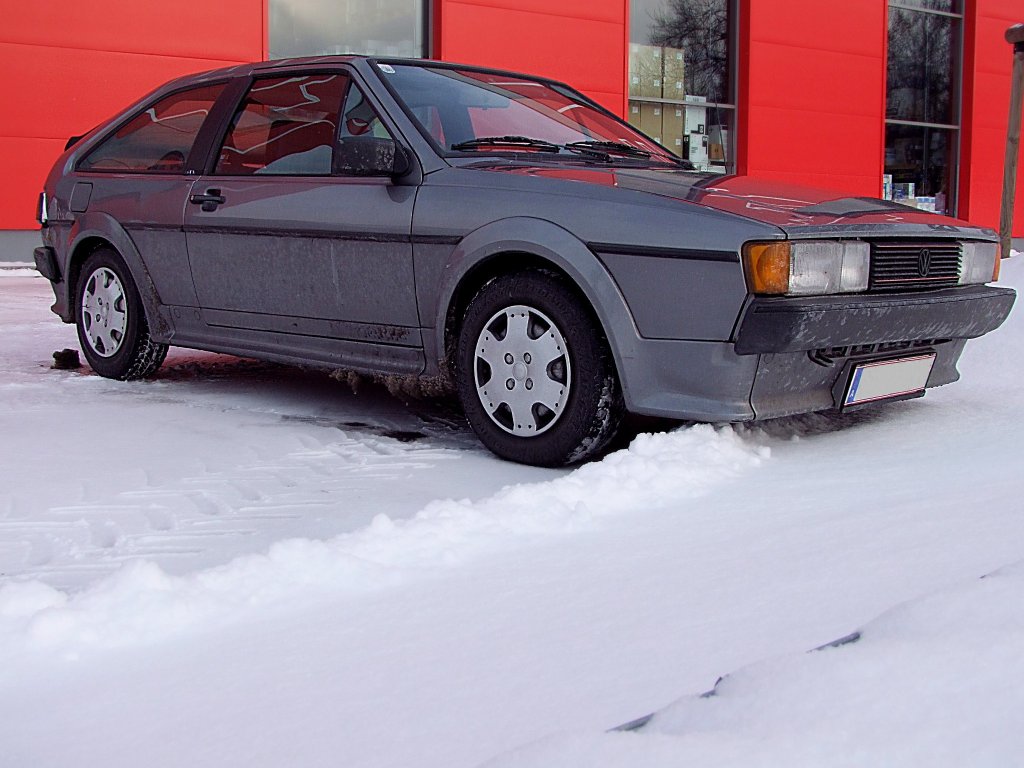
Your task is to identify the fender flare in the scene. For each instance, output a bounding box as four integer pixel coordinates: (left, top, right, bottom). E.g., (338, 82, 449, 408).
(431, 216, 641, 382)
(65, 212, 173, 341)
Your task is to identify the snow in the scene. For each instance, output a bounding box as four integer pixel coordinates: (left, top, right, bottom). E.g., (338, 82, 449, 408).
(485, 562, 1024, 767)
(0, 424, 765, 656)
(0, 254, 1022, 767)
(0, 263, 38, 278)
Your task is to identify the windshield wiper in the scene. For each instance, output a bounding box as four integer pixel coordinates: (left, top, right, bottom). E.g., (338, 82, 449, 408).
(451, 136, 561, 153)
(563, 140, 695, 169)
(562, 140, 653, 158)
(451, 136, 695, 169)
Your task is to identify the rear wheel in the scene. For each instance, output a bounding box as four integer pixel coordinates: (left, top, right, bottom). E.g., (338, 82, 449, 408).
(456, 272, 623, 466)
(76, 247, 167, 380)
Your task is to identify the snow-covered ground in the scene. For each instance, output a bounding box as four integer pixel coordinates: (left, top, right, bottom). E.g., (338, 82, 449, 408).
(1, 257, 1021, 767)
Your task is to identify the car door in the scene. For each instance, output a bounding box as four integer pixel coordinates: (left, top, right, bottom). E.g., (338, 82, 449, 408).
(183, 69, 421, 352)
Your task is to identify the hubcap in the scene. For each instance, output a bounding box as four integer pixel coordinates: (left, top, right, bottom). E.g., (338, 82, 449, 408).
(473, 305, 571, 436)
(81, 267, 127, 358)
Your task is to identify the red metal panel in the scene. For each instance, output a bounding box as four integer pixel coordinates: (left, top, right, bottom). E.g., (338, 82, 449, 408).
(1, 43, 244, 141)
(0, 137, 68, 227)
(744, 105, 883, 188)
(746, 41, 884, 117)
(436, 0, 627, 114)
(960, 1, 1024, 236)
(2, 0, 263, 61)
(739, 0, 886, 198)
(0, 0, 263, 231)
(443, 0, 623, 25)
(749, 0, 883, 56)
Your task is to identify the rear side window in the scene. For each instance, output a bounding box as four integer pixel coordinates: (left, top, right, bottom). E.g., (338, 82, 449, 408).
(216, 74, 348, 176)
(79, 83, 226, 174)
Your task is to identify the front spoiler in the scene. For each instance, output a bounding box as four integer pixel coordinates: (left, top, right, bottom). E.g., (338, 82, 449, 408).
(735, 285, 1016, 355)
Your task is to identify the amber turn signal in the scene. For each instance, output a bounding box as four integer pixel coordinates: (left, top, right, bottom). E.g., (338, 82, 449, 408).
(742, 242, 791, 294)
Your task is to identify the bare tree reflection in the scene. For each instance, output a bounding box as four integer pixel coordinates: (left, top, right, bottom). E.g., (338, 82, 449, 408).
(649, 0, 729, 103)
(885, 5, 960, 207)
(886, 8, 956, 124)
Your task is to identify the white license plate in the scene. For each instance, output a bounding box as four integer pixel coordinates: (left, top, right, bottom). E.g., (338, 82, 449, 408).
(842, 353, 936, 408)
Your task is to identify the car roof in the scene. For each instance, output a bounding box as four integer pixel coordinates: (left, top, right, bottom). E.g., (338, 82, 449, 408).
(176, 55, 570, 90)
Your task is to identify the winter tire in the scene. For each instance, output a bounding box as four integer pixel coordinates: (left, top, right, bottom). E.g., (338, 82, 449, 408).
(456, 271, 623, 466)
(76, 247, 168, 380)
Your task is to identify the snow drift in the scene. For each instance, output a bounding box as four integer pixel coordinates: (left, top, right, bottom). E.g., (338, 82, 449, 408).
(0, 425, 766, 658)
(483, 561, 1024, 768)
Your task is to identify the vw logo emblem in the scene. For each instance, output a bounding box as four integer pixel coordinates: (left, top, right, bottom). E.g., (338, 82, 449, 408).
(918, 248, 932, 277)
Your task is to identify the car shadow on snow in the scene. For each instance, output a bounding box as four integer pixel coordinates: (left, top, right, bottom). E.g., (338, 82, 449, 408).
(735, 400, 923, 441)
(87, 348, 925, 459)
(148, 350, 479, 448)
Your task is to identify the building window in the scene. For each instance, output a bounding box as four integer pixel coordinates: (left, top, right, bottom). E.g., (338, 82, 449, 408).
(885, 1, 962, 215)
(269, 0, 426, 59)
(628, 0, 736, 172)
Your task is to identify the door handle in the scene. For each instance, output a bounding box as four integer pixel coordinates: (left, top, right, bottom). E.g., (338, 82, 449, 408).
(189, 189, 226, 212)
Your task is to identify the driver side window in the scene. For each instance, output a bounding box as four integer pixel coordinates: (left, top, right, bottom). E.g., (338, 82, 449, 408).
(216, 73, 348, 176)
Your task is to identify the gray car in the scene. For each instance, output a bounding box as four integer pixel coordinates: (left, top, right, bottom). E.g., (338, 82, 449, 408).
(34, 56, 1016, 466)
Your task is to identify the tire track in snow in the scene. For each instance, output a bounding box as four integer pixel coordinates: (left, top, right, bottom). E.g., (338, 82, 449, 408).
(1, 423, 463, 590)
(0, 424, 767, 659)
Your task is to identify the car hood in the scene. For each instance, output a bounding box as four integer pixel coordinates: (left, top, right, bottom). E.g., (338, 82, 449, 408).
(465, 162, 996, 240)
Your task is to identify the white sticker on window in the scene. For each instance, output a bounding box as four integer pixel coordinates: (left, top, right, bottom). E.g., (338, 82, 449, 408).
(377, 63, 396, 74)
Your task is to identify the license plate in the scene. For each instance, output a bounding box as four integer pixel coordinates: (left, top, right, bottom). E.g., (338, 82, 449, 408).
(842, 353, 936, 408)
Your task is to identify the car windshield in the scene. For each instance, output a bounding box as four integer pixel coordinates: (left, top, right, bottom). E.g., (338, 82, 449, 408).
(379, 63, 681, 165)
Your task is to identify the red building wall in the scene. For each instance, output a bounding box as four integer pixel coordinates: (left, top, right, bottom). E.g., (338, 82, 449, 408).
(961, 0, 1024, 240)
(737, 0, 888, 197)
(434, 0, 628, 115)
(0, 0, 264, 230)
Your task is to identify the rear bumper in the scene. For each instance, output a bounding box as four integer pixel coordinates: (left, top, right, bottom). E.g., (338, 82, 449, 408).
(34, 246, 61, 282)
(735, 285, 1016, 355)
(36, 233, 72, 321)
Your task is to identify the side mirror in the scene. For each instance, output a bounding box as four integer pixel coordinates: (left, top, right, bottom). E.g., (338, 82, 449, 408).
(334, 137, 411, 178)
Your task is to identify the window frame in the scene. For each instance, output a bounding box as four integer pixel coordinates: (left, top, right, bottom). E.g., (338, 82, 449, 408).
(267, 0, 429, 60)
(626, 0, 740, 173)
(884, 0, 964, 215)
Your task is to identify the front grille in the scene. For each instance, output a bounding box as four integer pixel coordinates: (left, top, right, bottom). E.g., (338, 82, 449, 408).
(869, 241, 961, 292)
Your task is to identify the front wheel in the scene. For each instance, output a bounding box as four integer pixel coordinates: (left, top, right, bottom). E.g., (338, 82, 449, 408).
(456, 272, 623, 466)
(76, 247, 168, 380)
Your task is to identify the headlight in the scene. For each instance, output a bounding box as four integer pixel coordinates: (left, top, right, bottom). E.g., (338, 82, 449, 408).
(959, 242, 1000, 285)
(742, 240, 869, 296)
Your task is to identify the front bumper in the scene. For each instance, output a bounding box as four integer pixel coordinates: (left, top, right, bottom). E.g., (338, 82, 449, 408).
(620, 284, 1015, 423)
(734, 285, 1016, 355)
